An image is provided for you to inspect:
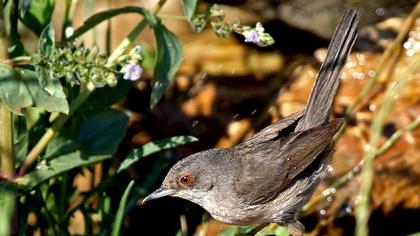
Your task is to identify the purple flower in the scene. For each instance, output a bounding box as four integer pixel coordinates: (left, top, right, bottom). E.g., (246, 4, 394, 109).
(123, 63, 143, 81)
(243, 22, 268, 45)
(244, 29, 260, 44)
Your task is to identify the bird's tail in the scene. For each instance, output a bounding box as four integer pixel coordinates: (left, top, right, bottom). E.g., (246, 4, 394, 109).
(295, 9, 359, 132)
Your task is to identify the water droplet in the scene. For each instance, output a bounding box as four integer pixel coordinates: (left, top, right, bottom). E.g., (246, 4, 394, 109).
(319, 209, 327, 216)
(327, 196, 333, 202)
(192, 120, 199, 128)
(368, 104, 376, 111)
(353, 165, 361, 173)
(327, 165, 334, 173)
(154, 82, 162, 89)
(286, 158, 290, 161)
(352, 71, 365, 80)
(367, 70, 376, 78)
(375, 7, 385, 16)
(406, 49, 416, 57)
(251, 109, 257, 115)
(345, 206, 352, 214)
(65, 27, 74, 38)
(330, 188, 336, 194)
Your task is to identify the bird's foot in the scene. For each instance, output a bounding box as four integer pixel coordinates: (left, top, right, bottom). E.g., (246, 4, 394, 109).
(287, 220, 304, 236)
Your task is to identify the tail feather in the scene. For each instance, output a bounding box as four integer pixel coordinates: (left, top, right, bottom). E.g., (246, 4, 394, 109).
(295, 9, 359, 132)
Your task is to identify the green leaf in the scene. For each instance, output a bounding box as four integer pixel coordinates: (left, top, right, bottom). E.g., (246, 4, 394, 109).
(18, 68, 69, 114)
(111, 180, 135, 236)
(20, 0, 55, 36)
(15, 151, 112, 190)
(35, 65, 55, 95)
(117, 135, 197, 173)
(36, 24, 56, 95)
(182, 0, 199, 21)
(0, 63, 33, 115)
(0, 65, 68, 114)
(149, 21, 183, 108)
(46, 109, 128, 159)
(38, 23, 55, 57)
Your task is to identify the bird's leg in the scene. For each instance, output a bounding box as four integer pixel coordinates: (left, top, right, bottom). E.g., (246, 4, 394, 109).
(287, 220, 304, 236)
(246, 223, 269, 236)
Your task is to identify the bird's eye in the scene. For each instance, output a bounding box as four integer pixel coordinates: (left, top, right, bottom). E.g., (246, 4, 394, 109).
(178, 172, 194, 187)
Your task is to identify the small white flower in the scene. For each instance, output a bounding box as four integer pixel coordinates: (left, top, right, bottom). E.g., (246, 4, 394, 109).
(244, 29, 260, 44)
(123, 63, 143, 81)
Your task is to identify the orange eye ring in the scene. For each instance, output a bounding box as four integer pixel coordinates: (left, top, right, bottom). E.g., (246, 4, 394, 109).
(178, 172, 194, 187)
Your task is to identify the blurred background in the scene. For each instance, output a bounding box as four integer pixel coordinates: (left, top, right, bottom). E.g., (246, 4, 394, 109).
(19, 0, 420, 235)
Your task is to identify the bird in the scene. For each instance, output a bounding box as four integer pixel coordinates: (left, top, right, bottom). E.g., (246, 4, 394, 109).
(142, 9, 359, 236)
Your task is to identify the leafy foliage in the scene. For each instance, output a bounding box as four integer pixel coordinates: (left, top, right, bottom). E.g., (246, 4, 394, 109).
(0, 0, 275, 235)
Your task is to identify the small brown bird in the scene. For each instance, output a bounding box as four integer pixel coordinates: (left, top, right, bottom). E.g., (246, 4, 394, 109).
(143, 9, 359, 236)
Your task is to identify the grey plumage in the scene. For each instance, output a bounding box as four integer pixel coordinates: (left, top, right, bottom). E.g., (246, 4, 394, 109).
(143, 9, 359, 236)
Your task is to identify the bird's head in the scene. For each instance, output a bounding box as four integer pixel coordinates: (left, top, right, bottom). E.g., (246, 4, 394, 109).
(142, 150, 224, 205)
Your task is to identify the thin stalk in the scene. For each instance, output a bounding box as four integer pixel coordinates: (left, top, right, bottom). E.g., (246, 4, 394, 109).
(106, 0, 166, 63)
(61, 0, 72, 41)
(0, 3, 14, 177)
(61, 0, 79, 41)
(86, 0, 97, 45)
(355, 54, 420, 236)
(0, 2, 15, 236)
(334, 1, 420, 141)
(304, 114, 420, 213)
(158, 14, 187, 20)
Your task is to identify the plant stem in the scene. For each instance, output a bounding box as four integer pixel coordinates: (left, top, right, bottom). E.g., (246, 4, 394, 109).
(61, 0, 72, 41)
(0, 2, 15, 236)
(303, 115, 420, 214)
(158, 14, 187, 20)
(106, 18, 148, 64)
(333, 1, 420, 142)
(106, 0, 166, 64)
(355, 54, 420, 236)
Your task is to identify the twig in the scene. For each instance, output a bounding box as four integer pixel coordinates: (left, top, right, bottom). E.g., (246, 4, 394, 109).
(334, 1, 420, 141)
(355, 52, 420, 236)
(304, 0, 420, 218)
(303, 117, 420, 212)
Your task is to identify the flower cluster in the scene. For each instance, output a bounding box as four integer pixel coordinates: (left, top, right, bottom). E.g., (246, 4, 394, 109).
(34, 44, 144, 90)
(199, 4, 274, 47)
(233, 22, 274, 47)
(34, 46, 119, 88)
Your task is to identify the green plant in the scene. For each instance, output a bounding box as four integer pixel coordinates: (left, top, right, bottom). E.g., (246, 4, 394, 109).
(0, 0, 274, 235)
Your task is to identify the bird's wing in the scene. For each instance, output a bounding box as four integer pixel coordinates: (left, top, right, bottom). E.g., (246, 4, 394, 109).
(233, 119, 342, 205)
(245, 111, 303, 145)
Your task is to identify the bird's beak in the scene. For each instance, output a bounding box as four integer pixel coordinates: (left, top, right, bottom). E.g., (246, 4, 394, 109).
(142, 187, 176, 204)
